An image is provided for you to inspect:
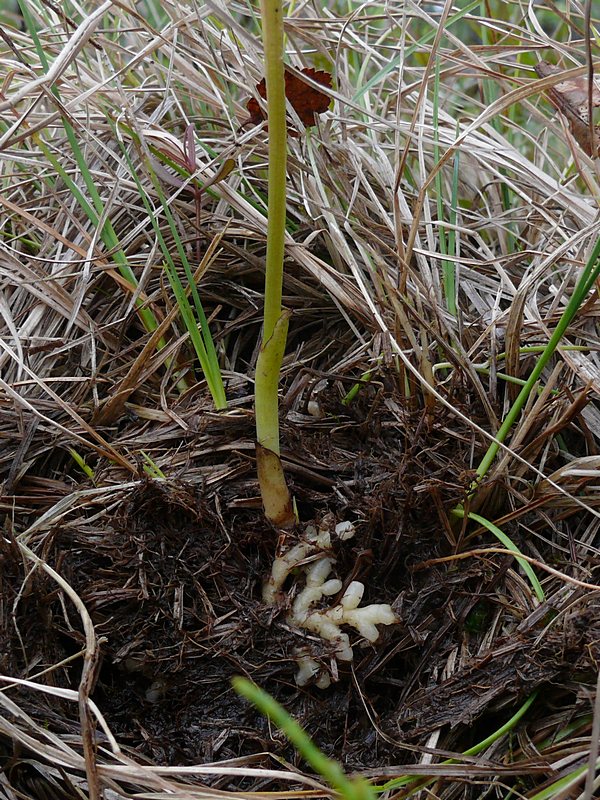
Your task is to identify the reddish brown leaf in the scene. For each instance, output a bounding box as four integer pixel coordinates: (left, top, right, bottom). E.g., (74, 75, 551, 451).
(246, 67, 332, 131)
(535, 61, 600, 157)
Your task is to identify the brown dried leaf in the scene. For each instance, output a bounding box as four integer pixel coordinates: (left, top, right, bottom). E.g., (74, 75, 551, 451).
(535, 61, 600, 157)
(246, 67, 332, 132)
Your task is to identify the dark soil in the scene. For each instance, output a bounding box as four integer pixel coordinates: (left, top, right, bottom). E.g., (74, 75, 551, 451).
(2, 379, 598, 780)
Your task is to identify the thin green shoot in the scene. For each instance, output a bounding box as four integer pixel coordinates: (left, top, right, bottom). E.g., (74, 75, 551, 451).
(342, 372, 375, 406)
(141, 451, 166, 479)
(33, 145, 159, 339)
(537, 714, 593, 748)
(343, 345, 576, 406)
(343, 340, 573, 405)
(143, 168, 226, 408)
(0, 228, 40, 254)
(232, 677, 373, 800)
(452, 508, 544, 602)
(465, 370, 559, 393)
(68, 448, 95, 482)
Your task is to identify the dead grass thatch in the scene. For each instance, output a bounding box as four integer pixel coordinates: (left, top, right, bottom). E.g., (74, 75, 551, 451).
(3, 1, 600, 799)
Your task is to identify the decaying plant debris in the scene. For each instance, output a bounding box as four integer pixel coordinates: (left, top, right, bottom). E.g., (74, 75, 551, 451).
(3, 2, 600, 799)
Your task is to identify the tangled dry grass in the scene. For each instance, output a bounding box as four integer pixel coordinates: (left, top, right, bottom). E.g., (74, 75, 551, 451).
(2, 1, 600, 799)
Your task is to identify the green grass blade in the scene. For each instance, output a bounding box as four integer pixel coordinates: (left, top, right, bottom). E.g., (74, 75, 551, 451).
(446, 121, 460, 317)
(140, 451, 166, 479)
(474, 233, 600, 484)
(68, 448, 95, 481)
(432, 56, 457, 317)
(143, 162, 226, 407)
(352, 0, 481, 102)
(232, 678, 373, 800)
(115, 133, 226, 409)
(452, 508, 544, 601)
(377, 691, 539, 793)
(17, 0, 162, 338)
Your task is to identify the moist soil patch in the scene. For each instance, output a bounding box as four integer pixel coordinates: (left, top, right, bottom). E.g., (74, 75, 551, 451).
(3, 384, 599, 777)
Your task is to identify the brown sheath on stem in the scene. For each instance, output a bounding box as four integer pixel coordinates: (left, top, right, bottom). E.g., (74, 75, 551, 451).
(256, 442, 295, 528)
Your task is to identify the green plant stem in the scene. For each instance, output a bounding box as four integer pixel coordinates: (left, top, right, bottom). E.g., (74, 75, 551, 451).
(256, 312, 290, 453)
(254, 0, 293, 526)
(255, 0, 291, 468)
(260, 0, 287, 344)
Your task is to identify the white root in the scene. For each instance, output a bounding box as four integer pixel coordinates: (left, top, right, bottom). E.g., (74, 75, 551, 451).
(263, 516, 398, 687)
